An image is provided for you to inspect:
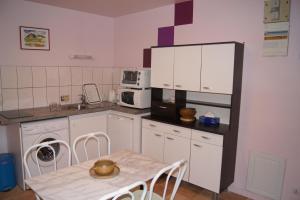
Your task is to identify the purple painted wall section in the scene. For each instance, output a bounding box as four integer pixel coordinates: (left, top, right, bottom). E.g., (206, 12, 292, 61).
(175, 0, 193, 26)
(143, 48, 151, 68)
(157, 26, 174, 46)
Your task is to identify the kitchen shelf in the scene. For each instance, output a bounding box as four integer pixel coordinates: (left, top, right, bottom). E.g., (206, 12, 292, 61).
(186, 100, 231, 108)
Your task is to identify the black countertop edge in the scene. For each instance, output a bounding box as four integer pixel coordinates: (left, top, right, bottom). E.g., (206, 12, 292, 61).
(142, 115, 230, 136)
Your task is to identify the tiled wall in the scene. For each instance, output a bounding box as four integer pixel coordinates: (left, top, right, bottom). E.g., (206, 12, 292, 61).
(0, 66, 122, 111)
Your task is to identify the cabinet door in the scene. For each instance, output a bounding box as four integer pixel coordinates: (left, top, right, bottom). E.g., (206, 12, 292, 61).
(151, 47, 174, 89)
(142, 128, 164, 162)
(164, 134, 190, 181)
(201, 43, 235, 94)
(69, 112, 107, 164)
(107, 114, 133, 153)
(190, 140, 222, 193)
(174, 46, 201, 91)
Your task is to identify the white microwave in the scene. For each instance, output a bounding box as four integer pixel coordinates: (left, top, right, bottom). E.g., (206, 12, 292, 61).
(120, 69, 150, 89)
(118, 88, 151, 109)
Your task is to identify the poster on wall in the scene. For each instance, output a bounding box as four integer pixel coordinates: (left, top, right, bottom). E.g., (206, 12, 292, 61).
(20, 26, 50, 50)
(263, 22, 289, 56)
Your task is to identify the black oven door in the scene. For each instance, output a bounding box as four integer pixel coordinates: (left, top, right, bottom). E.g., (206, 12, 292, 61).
(121, 91, 135, 105)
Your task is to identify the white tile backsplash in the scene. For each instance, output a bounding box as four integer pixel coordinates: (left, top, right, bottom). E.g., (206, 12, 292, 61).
(18, 88, 33, 109)
(32, 67, 46, 87)
(33, 88, 47, 108)
(71, 85, 82, 104)
(2, 89, 18, 110)
(102, 85, 112, 101)
(47, 87, 59, 105)
(59, 67, 71, 86)
(102, 68, 113, 84)
(83, 67, 93, 84)
(92, 68, 102, 84)
(46, 67, 59, 86)
(17, 67, 32, 88)
(59, 86, 71, 105)
(1, 67, 18, 89)
(112, 68, 121, 84)
(0, 66, 118, 110)
(71, 67, 83, 86)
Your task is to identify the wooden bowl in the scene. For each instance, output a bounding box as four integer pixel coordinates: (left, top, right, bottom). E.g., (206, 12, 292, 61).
(92, 159, 116, 176)
(179, 108, 196, 118)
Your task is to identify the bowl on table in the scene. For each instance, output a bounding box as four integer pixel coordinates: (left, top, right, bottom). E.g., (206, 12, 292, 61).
(92, 159, 116, 176)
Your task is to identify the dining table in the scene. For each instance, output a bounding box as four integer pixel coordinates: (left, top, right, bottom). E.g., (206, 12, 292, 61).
(25, 150, 168, 200)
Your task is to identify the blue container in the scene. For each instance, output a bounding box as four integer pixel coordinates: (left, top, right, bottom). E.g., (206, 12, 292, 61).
(0, 153, 16, 191)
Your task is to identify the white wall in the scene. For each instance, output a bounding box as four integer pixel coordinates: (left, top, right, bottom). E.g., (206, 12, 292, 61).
(0, 0, 114, 67)
(114, 1, 300, 200)
(114, 5, 174, 67)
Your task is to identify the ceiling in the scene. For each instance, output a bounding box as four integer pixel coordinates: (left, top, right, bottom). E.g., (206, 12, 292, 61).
(25, 0, 188, 17)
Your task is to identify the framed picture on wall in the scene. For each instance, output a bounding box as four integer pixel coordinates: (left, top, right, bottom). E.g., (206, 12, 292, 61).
(20, 26, 50, 50)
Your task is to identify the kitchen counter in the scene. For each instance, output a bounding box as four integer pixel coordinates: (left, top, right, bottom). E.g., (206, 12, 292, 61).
(142, 115, 229, 135)
(0, 102, 150, 125)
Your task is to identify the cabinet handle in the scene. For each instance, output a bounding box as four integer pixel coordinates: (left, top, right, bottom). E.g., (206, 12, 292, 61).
(201, 136, 210, 140)
(163, 83, 170, 87)
(193, 144, 202, 148)
(175, 85, 182, 88)
(166, 137, 174, 140)
(149, 124, 156, 127)
(173, 129, 180, 133)
(203, 86, 210, 90)
(159, 106, 167, 109)
(154, 133, 162, 137)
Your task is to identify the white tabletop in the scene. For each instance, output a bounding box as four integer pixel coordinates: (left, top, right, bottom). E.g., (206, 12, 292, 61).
(25, 150, 167, 200)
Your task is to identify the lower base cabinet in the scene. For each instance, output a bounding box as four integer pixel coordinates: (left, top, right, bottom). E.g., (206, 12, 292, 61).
(107, 114, 134, 153)
(142, 119, 225, 193)
(189, 140, 222, 193)
(142, 128, 164, 162)
(164, 133, 190, 181)
(142, 119, 191, 181)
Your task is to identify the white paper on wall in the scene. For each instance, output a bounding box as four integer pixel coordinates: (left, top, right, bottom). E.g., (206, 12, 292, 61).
(263, 22, 289, 56)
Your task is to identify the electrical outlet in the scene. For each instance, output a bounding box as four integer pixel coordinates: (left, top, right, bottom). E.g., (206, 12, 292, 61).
(60, 95, 70, 102)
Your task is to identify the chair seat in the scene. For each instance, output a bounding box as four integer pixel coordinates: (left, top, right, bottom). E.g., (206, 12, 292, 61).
(122, 190, 162, 200)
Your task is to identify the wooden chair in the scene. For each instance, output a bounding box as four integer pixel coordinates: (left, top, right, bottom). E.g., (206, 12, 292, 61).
(72, 131, 111, 164)
(99, 181, 147, 200)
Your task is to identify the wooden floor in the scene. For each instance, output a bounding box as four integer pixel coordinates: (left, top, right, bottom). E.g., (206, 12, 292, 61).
(0, 178, 250, 200)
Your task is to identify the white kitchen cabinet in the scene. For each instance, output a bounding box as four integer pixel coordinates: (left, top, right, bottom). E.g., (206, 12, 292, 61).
(107, 113, 133, 153)
(151, 47, 174, 89)
(201, 43, 235, 94)
(174, 46, 202, 91)
(189, 130, 223, 193)
(164, 133, 190, 181)
(142, 128, 164, 162)
(69, 112, 108, 164)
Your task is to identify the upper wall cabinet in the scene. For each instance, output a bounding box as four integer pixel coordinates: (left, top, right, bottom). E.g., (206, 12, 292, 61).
(174, 46, 202, 91)
(151, 47, 174, 89)
(151, 46, 202, 91)
(201, 44, 235, 94)
(151, 42, 239, 94)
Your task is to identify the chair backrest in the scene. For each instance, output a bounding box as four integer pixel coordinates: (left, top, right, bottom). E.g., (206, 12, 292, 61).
(99, 181, 147, 200)
(23, 139, 71, 178)
(72, 131, 111, 164)
(149, 160, 187, 200)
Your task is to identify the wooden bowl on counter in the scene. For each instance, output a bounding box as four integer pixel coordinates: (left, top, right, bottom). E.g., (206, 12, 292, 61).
(179, 108, 196, 118)
(92, 159, 116, 176)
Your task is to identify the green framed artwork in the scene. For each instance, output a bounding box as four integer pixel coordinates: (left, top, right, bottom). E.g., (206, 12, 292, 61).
(20, 26, 50, 50)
